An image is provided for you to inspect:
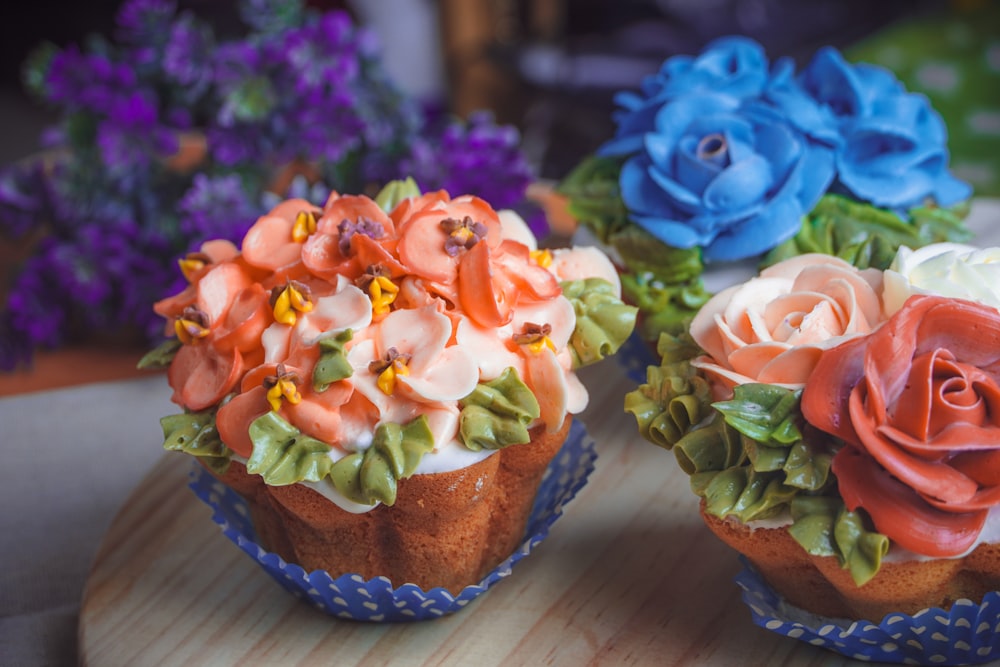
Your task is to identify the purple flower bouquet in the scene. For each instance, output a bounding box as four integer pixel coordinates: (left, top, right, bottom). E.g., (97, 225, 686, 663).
(0, 0, 536, 370)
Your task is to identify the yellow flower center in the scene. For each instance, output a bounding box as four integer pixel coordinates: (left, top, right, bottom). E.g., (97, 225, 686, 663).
(530, 249, 553, 268)
(271, 281, 314, 326)
(174, 306, 210, 344)
(264, 365, 302, 412)
(368, 275, 399, 317)
(376, 357, 410, 395)
(369, 348, 412, 396)
(528, 336, 556, 354)
(291, 210, 318, 243)
(513, 322, 555, 354)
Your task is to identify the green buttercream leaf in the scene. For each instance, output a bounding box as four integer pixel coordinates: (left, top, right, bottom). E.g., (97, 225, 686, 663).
(656, 332, 703, 364)
(137, 338, 182, 370)
(789, 496, 889, 586)
(833, 508, 891, 587)
(459, 367, 540, 451)
(610, 224, 704, 284)
(625, 358, 713, 450)
(695, 466, 798, 522)
(908, 200, 972, 244)
(374, 176, 422, 212)
(763, 194, 972, 271)
(329, 416, 435, 506)
(560, 278, 638, 368)
(714, 384, 803, 445)
(673, 414, 745, 474)
(556, 155, 629, 243)
(621, 272, 711, 339)
(781, 437, 833, 491)
(160, 408, 231, 475)
(312, 329, 354, 392)
(246, 411, 333, 485)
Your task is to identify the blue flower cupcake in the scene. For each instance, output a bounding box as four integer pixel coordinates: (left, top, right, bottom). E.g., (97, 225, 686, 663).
(559, 36, 973, 344)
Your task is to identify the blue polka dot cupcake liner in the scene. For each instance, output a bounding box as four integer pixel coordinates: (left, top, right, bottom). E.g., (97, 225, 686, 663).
(188, 418, 597, 622)
(735, 557, 1000, 664)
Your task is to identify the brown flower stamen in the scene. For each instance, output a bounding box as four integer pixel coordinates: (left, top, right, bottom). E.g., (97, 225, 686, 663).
(441, 216, 487, 256)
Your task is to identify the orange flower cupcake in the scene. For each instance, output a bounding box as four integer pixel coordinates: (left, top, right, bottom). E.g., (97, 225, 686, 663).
(627, 243, 1000, 663)
(144, 178, 636, 619)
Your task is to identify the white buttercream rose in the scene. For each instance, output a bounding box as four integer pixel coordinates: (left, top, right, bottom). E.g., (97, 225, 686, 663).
(884, 243, 1000, 316)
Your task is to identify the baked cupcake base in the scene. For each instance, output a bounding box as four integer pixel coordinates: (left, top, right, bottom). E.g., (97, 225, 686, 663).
(188, 419, 596, 621)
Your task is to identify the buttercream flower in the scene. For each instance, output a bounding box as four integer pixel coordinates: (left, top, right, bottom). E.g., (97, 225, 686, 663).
(599, 36, 769, 157)
(346, 305, 480, 448)
(301, 193, 400, 281)
(883, 243, 1000, 316)
(802, 295, 1000, 558)
(800, 47, 971, 211)
(241, 198, 322, 275)
(164, 259, 271, 411)
(689, 254, 883, 393)
(605, 91, 836, 262)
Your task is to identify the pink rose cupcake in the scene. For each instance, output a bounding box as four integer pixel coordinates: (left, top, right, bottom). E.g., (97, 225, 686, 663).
(627, 245, 1000, 663)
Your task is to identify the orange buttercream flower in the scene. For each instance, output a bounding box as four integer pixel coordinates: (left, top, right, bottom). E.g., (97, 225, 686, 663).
(802, 295, 1000, 558)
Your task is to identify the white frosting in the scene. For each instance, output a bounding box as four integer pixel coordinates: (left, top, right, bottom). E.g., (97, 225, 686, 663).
(883, 242, 1000, 316)
(745, 504, 1000, 564)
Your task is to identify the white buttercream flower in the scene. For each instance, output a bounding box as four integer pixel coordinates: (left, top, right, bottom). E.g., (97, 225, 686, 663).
(884, 243, 1000, 316)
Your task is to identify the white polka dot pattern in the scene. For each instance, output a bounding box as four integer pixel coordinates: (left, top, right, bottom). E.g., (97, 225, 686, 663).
(736, 559, 1000, 664)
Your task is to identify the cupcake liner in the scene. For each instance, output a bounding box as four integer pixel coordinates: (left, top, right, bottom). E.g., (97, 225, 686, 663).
(735, 557, 1000, 665)
(188, 419, 597, 622)
(617, 331, 658, 384)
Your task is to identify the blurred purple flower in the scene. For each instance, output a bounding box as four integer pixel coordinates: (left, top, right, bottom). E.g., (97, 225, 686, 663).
(0, 162, 50, 239)
(116, 0, 178, 48)
(46, 48, 136, 113)
(178, 173, 263, 244)
(163, 13, 215, 98)
(3, 0, 536, 370)
(97, 93, 179, 169)
(405, 111, 533, 209)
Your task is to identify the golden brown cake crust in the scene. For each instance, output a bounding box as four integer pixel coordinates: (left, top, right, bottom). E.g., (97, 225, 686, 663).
(209, 417, 572, 593)
(700, 504, 1000, 620)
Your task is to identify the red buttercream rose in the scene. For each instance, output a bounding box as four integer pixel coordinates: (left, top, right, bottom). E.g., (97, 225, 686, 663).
(802, 294, 1000, 557)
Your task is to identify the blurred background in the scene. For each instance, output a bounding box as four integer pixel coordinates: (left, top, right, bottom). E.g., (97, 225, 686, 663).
(2, 0, 996, 192)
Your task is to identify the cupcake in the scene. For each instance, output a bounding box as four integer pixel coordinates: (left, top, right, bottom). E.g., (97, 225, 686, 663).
(141, 178, 636, 613)
(557, 35, 973, 345)
(626, 242, 1000, 662)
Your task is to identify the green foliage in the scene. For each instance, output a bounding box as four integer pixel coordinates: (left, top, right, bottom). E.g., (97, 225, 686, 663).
(561, 278, 638, 368)
(763, 194, 972, 270)
(459, 367, 540, 451)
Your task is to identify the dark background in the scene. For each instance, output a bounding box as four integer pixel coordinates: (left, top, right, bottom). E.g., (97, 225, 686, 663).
(0, 0, 945, 178)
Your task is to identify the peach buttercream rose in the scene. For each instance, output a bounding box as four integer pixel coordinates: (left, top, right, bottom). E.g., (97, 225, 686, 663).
(688, 253, 884, 394)
(801, 295, 1000, 558)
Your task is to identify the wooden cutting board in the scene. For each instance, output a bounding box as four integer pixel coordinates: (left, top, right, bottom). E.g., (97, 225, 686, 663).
(77, 361, 868, 667)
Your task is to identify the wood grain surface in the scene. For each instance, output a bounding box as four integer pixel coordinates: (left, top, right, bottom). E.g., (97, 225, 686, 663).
(78, 362, 873, 667)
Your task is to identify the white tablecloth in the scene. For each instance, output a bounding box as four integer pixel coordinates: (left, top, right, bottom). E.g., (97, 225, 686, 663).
(0, 376, 174, 666)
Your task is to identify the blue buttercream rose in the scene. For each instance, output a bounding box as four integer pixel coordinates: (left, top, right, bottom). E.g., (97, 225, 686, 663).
(600, 36, 769, 157)
(800, 47, 972, 210)
(606, 92, 836, 262)
(750, 57, 841, 147)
